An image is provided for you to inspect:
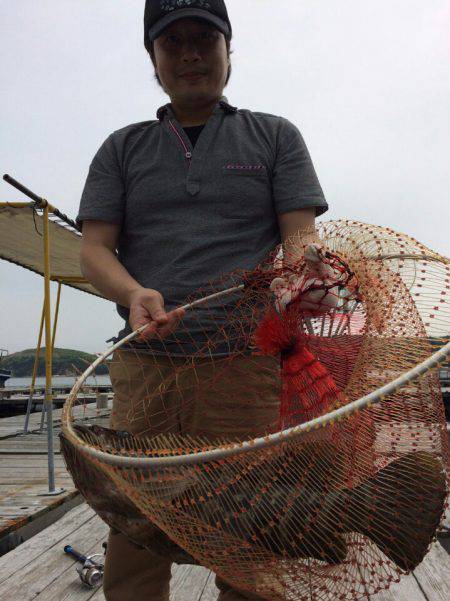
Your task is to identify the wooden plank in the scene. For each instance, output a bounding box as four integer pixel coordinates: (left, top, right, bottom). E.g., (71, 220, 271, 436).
(412, 542, 450, 601)
(0, 477, 73, 486)
(0, 435, 69, 446)
(0, 471, 71, 481)
(0, 462, 66, 470)
(0, 478, 73, 489)
(0, 489, 79, 537)
(0, 472, 71, 480)
(373, 574, 425, 600)
(0, 453, 65, 459)
(0, 438, 63, 445)
(87, 587, 105, 600)
(170, 565, 211, 601)
(0, 403, 111, 439)
(0, 442, 64, 452)
(0, 458, 66, 466)
(199, 572, 219, 601)
(0, 492, 72, 505)
(0, 457, 66, 464)
(0, 506, 47, 517)
(0, 514, 108, 599)
(170, 565, 195, 597)
(0, 495, 76, 517)
(170, 564, 194, 592)
(0, 504, 95, 583)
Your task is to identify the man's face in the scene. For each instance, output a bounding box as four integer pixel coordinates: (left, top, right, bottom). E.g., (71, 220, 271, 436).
(153, 18, 229, 104)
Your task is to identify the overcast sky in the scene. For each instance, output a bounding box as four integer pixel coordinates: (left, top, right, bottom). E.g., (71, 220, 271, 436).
(1, 0, 449, 355)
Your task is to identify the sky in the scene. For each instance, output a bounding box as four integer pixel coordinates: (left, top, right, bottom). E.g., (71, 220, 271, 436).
(1, 0, 449, 355)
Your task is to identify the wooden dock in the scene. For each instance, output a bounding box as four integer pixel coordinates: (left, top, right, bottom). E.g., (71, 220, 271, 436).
(0, 502, 449, 600)
(0, 402, 111, 553)
(0, 384, 112, 398)
(0, 503, 219, 601)
(0, 386, 113, 413)
(1, 404, 449, 599)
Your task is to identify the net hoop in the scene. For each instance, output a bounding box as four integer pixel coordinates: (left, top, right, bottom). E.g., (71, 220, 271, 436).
(59, 225, 449, 600)
(61, 278, 450, 468)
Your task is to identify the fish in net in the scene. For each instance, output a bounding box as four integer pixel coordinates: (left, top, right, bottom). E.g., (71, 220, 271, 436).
(60, 220, 449, 600)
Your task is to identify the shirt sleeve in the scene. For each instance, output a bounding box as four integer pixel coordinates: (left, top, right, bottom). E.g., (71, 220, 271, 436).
(77, 134, 125, 227)
(272, 117, 328, 217)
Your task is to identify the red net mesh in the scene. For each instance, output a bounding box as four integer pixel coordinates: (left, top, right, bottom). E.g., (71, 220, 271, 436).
(61, 221, 449, 600)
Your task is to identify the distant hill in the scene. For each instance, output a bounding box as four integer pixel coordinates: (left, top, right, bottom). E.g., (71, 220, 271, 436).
(1, 336, 447, 378)
(1, 348, 109, 377)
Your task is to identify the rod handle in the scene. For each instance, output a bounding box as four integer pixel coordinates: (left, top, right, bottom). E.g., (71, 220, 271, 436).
(64, 545, 87, 564)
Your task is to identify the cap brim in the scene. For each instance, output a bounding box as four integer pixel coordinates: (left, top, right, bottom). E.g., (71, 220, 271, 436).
(148, 8, 230, 42)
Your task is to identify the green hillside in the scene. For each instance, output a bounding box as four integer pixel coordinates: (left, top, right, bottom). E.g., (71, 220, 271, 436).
(1, 348, 109, 377)
(1, 336, 447, 378)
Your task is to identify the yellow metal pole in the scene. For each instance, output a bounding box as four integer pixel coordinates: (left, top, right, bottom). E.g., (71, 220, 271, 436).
(42, 205, 56, 493)
(39, 281, 62, 431)
(23, 302, 45, 433)
(52, 282, 62, 350)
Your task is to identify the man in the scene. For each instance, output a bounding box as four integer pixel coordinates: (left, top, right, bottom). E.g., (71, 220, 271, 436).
(78, 1, 327, 599)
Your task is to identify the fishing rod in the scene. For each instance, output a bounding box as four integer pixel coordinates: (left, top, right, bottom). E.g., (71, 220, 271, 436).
(64, 544, 105, 587)
(3, 174, 81, 232)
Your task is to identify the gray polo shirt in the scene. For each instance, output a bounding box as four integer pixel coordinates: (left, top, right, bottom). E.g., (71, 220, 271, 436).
(78, 97, 328, 355)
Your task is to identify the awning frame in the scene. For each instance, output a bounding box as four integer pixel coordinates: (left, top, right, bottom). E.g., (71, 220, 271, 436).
(0, 175, 106, 494)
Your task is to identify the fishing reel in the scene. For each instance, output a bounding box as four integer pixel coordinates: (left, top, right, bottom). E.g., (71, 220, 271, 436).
(64, 544, 105, 587)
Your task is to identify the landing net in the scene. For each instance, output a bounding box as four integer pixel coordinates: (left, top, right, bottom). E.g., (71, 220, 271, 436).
(61, 220, 449, 600)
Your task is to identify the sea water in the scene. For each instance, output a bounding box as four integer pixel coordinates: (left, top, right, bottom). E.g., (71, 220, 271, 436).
(5, 375, 111, 388)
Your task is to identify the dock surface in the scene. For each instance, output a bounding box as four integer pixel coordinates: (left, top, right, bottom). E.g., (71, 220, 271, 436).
(0, 403, 110, 552)
(0, 502, 449, 601)
(0, 385, 113, 413)
(1, 406, 449, 599)
(0, 503, 219, 601)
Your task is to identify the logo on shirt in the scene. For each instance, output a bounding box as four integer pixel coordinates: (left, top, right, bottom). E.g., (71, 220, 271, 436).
(160, 0, 211, 12)
(223, 163, 267, 176)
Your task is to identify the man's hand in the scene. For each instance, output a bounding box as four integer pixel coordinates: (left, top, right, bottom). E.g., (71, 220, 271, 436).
(128, 288, 185, 340)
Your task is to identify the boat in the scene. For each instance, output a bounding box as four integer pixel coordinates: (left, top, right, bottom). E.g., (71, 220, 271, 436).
(0, 349, 11, 388)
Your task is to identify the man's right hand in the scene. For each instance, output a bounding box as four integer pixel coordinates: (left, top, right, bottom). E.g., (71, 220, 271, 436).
(128, 288, 185, 341)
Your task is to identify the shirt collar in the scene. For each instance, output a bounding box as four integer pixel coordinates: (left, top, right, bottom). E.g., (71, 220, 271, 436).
(156, 96, 238, 121)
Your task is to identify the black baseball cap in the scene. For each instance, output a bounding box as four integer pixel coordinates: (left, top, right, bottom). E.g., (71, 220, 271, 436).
(144, 0, 232, 46)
